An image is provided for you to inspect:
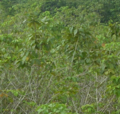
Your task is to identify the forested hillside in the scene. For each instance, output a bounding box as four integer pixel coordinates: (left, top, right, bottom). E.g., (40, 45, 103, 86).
(0, 0, 120, 113)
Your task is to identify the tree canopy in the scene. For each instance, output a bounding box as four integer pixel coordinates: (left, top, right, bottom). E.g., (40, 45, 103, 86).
(0, 0, 120, 113)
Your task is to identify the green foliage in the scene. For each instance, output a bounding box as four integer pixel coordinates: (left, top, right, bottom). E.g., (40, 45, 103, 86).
(41, 0, 78, 14)
(0, 0, 120, 114)
(36, 103, 72, 114)
(81, 104, 96, 114)
(0, 0, 28, 16)
(107, 76, 120, 97)
(99, 0, 120, 23)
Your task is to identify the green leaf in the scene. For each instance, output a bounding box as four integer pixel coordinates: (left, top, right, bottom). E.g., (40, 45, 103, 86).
(69, 27, 73, 33)
(74, 29, 78, 36)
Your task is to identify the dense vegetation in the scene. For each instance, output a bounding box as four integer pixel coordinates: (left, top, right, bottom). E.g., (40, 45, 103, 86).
(0, 0, 120, 113)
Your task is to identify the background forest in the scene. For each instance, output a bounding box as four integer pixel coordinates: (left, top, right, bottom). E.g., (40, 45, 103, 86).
(0, 0, 120, 113)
